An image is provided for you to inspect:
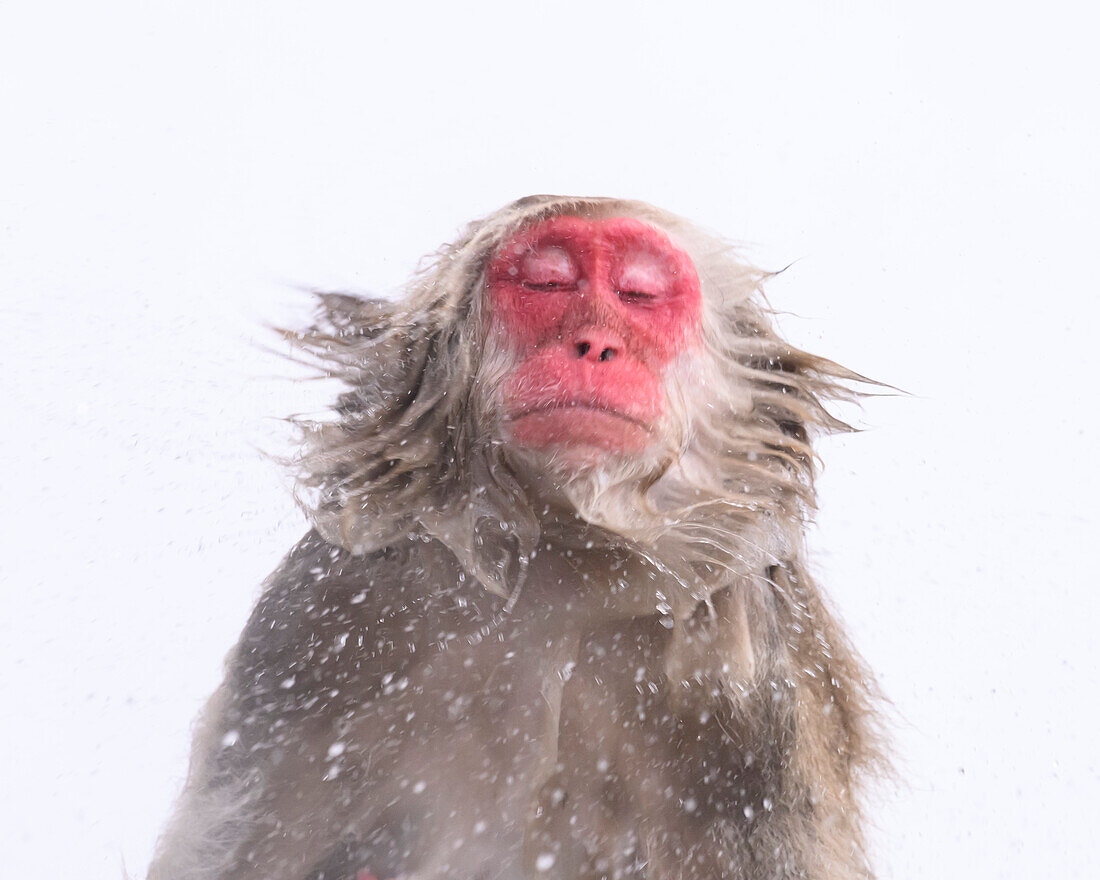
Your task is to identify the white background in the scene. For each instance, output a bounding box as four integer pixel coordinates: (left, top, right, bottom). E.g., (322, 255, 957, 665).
(2, 2, 1098, 878)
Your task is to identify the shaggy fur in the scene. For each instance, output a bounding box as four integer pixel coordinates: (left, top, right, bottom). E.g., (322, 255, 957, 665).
(148, 196, 884, 880)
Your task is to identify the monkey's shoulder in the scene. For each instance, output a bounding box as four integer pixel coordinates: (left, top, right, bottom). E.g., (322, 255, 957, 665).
(225, 531, 502, 723)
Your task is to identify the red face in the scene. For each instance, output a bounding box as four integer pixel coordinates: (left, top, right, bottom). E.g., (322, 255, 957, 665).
(485, 215, 703, 455)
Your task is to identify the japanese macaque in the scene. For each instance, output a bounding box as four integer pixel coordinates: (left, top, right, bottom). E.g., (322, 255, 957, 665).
(148, 196, 883, 880)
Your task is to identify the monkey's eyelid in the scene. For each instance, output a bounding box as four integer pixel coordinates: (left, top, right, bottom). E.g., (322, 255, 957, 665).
(617, 290, 658, 302)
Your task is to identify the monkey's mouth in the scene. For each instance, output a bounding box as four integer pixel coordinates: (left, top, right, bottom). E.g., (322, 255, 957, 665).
(510, 402, 651, 430)
(506, 402, 655, 454)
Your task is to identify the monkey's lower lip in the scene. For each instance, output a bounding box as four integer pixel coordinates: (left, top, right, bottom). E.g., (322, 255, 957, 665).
(507, 404, 655, 453)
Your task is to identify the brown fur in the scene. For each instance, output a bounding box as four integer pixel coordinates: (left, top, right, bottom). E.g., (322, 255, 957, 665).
(148, 196, 884, 880)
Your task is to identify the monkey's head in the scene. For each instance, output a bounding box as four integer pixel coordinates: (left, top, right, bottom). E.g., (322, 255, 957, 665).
(483, 214, 702, 466)
(290, 196, 863, 599)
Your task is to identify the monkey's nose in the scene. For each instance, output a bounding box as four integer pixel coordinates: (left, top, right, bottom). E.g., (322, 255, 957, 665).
(573, 329, 621, 363)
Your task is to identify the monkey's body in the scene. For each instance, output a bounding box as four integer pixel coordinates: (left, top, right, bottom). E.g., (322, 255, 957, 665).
(152, 530, 870, 880)
(149, 196, 882, 880)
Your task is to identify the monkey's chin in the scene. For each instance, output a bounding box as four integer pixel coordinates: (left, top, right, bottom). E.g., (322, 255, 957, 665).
(506, 409, 654, 460)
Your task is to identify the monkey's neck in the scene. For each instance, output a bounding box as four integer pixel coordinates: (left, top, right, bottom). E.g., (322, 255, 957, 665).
(518, 530, 724, 625)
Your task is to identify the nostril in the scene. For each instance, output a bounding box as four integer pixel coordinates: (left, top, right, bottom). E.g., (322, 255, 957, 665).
(598, 347, 616, 362)
(576, 342, 591, 357)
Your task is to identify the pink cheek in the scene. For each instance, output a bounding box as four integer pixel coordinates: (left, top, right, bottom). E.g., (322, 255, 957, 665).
(486, 287, 566, 349)
(627, 307, 702, 369)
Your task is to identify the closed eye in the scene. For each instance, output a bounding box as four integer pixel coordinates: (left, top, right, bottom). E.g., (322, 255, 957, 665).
(617, 290, 657, 304)
(522, 281, 571, 291)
